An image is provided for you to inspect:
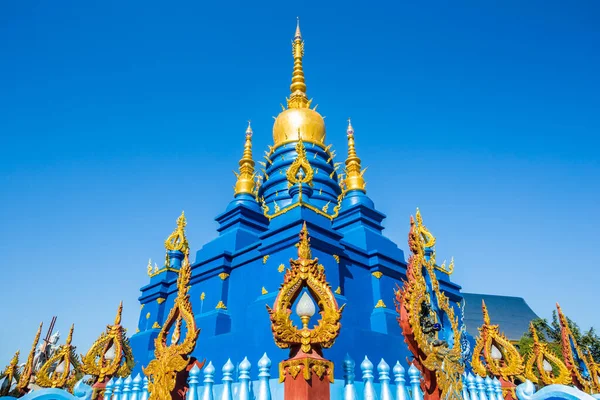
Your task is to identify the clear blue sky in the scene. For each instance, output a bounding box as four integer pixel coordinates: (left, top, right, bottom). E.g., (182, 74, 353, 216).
(1, 1, 598, 364)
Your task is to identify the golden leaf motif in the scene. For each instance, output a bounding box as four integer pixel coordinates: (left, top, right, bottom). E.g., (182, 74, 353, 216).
(266, 223, 345, 354)
(164, 212, 189, 254)
(81, 302, 134, 384)
(143, 251, 203, 400)
(36, 325, 82, 391)
(524, 323, 571, 386)
(286, 137, 314, 188)
(395, 209, 464, 400)
(278, 357, 333, 383)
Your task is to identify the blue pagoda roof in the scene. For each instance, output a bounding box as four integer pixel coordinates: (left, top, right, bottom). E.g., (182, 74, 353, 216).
(462, 292, 540, 341)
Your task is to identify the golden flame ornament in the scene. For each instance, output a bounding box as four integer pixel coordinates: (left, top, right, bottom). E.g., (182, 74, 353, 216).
(395, 209, 464, 400)
(556, 303, 597, 393)
(81, 302, 134, 384)
(286, 136, 314, 189)
(143, 250, 203, 400)
(524, 322, 571, 386)
(472, 300, 524, 382)
(36, 325, 82, 391)
(0, 351, 21, 396)
(16, 322, 43, 393)
(267, 222, 345, 354)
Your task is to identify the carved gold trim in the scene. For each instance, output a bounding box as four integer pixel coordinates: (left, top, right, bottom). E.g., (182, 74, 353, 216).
(278, 264, 285, 273)
(333, 254, 340, 263)
(218, 273, 230, 280)
(263, 255, 270, 264)
(261, 287, 268, 295)
(36, 325, 81, 390)
(267, 223, 345, 354)
(164, 211, 189, 254)
(149, 266, 180, 278)
(146, 312, 151, 319)
(335, 286, 341, 294)
(152, 322, 161, 329)
(200, 292, 206, 301)
(156, 298, 166, 304)
(216, 301, 227, 310)
(372, 271, 383, 279)
(279, 358, 334, 383)
(524, 323, 571, 386)
(374, 299, 386, 308)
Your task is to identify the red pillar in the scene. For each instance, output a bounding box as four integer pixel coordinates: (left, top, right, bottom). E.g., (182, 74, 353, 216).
(281, 350, 333, 400)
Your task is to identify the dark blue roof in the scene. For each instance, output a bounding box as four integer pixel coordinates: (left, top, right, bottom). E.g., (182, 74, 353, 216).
(462, 293, 540, 341)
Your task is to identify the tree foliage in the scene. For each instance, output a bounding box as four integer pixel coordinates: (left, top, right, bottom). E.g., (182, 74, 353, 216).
(517, 310, 600, 362)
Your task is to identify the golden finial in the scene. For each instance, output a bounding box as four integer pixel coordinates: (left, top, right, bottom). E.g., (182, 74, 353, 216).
(288, 17, 308, 108)
(17, 322, 43, 391)
(297, 222, 312, 260)
(66, 324, 74, 345)
(234, 121, 257, 196)
(114, 301, 123, 325)
(530, 322, 540, 342)
(481, 299, 491, 325)
(343, 118, 367, 192)
(165, 211, 189, 258)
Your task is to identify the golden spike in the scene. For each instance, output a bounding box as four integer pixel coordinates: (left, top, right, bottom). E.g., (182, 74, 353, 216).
(287, 17, 309, 109)
(343, 119, 367, 192)
(234, 121, 256, 196)
(165, 211, 189, 254)
(66, 324, 75, 345)
(17, 321, 43, 391)
(530, 321, 540, 343)
(114, 301, 123, 325)
(481, 300, 491, 325)
(297, 222, 312, 260)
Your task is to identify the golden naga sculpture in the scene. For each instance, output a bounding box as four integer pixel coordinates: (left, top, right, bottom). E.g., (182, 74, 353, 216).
(272, 19, 326, 147)
(164, 211, 189, 267)
(16, 322, 43, 393)
(286, 136, 314, 190)
(556, 303, 596, 393)
(395, 209, 464, 400)
(81, 302, 134, 387)
(472, 300, 525, 383)
(343, 119, 367, 192)
(0, 351, 21, 396)
(524, 322, 571, 386)
(36, 324, 82, 391)
(233, 121, 257, 196)
(266, 222, 345, 382)
(143, 250, 203, 400)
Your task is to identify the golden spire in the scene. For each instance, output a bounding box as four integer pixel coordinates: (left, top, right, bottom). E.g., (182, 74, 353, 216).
(288, 17, 308, 108)
(481, 299, 491, 325)
(343, 119, 367, 192)
(297, 222, 313, 260)
(233, 121, 256, 196)
(272, 19, 325, 147)
(17, 322, 43, 392)
(165, 211, 189, 254)
(114, 301, 123, 325)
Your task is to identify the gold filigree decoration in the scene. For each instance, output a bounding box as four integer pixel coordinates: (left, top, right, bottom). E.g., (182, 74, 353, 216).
(141, 304, 145, 310)
(156, 298, 165, 304)
(200, 292, 206, 301)
(524, 323, 571, 386)
(472, 300, 525, 382)
(263, 255, 270, 264)
(335, 286, 341, 294)
(278, 264, 285, 273)
(149, 266, 180, 278)
(262, 287, 268, 295)
(136, 328, 140, 333)
(215, 301, 227, 310)
(81, 302, 134, 384)
(163, 212, 189, 268)
(333, 255, 339, 263)
(218, 273, 230, 280)
(285, 137, 314, 188)
(143, 250, 202, 400)
(266, 222, 345, 354)
(152, 322, 161, 329)
(0, 351, 21, 396)
(372, 271, 383, 279)
(146, 312, 151, 319)
(436, 257, 454, 275)
(374, 299, 386, 308)
(279, 358, 334, 383)
(36, 325, 82, 390)
(261, 192, 344, 221)
(395, 209, 465, 400)
(556, 303, 596, 393)
(16, 322, 42, 393)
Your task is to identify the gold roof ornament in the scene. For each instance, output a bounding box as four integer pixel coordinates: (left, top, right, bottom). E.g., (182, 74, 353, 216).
(81, 302, 134, 384)
(272, 19, 326, 147)
(143, 250, 203, 400)
(343, 119, 367, 192)
(395, 209, 465, 400)
(0, 351, 21, 396)
(266, 222, 345, 381)
(472, 300, 525, 382)
(285, 136, 314, 190)
(16, 322, 43, 393)
(233, 121, 257, 196)
(556, 303, 596, 393)
(524, 322, 571, 386)
(36, 324, 82, 391)
(165, 211, 189, 253)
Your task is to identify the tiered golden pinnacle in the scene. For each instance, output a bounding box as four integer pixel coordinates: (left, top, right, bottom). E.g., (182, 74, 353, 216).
(343, 119, 367, 192)
(234, 121, 257, 196)
(287, 18, 310, 109)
